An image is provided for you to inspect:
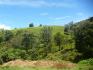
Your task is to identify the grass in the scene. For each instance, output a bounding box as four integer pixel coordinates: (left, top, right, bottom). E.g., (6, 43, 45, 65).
(0, 26, 76, 70)
(12, 26, 64, 35)
(1, 65, 93, 70)
(0, 64, 93, 70)
(0, 66, 72, 70)
(72, 65, 93, 70)
(0, 60, 93, 70)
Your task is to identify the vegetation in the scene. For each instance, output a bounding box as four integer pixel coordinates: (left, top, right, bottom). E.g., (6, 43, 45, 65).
(0, 58, 93, 70)
(0, 17, 93, 70)
(54, 32, 63, 51)
(29, 23, 34, 27)
(74, 18, 93, 60)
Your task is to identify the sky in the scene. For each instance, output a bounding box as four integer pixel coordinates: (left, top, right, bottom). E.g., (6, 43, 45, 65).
(0, 0, 93, 29)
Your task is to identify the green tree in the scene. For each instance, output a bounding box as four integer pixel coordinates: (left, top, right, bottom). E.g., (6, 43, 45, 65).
(0, 30, 4, 43)
(3, 30, 13, 42)
(74, 17, 93, 59)
(54, 32, 63, 51)
(39, 24, 42, 27)
(22, 32, 36, 52)
(64, 21, 74, 35)
(40, 26, 52, 56)
(29, 23, 34, 27)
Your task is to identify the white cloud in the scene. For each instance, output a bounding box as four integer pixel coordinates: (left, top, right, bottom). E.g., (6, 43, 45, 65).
(49, 16, 70, 20)
(0, 24, 11, 30)
(40, 13, 48, 16)
(0, 0, 75, 8)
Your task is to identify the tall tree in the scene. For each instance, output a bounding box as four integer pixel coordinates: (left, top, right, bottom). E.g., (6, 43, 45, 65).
(74, 17, 93, 59)
(40, 26, 52, 56)
(22, 32, 36, 52)
(54, 32, 63, 51)
(64, 21, 74, 34)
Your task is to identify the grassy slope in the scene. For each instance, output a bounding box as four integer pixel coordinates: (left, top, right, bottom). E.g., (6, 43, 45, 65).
(0, 26, 92, 70)
(12, 26, 74, 57)
(0, 26, 76, 70)
(12, 26, 64, 35)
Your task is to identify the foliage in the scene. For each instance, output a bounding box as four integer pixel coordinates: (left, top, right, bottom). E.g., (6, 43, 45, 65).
(39, 24, 42, 27)
(0, 17, 93, 65)
(29, 23, 34, 27)
(54, 32, 64, 51)
(40, 26, 52, 56)
(78, 58, 93, 65)
(74, 17, 93, 59)
(64, 21, 74, 35)
(72, 58, 93, 70)
(21, 32, 36, 52)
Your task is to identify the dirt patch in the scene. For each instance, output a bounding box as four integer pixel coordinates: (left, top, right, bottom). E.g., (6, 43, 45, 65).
(2, 59, 76, 69)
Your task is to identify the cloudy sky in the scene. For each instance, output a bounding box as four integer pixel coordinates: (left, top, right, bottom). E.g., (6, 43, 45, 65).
(0, 0, 93, 29)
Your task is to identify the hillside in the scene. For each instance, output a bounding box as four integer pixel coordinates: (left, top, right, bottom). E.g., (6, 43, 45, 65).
(0, 25, 75, 63)
(12, 26, 64, 35)
(0, 17, 93, 70)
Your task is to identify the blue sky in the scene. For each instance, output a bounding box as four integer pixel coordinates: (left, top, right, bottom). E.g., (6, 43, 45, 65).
(0, 0, 93, 29)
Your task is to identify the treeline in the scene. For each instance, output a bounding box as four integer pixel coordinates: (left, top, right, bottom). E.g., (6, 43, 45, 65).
(0, 26, 74, 64)
(0, 17, 93, 64)
(64, 17, 93, 62)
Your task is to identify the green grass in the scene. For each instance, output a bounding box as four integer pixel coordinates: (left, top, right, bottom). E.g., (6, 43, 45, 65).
(12, 26, 64, 35)
(0, 26, 76, 70)
(0, 66, 71, 70)
(1, 63, 93, 70)
(1, 66, 93, 70)
(71, 64, 93, 70)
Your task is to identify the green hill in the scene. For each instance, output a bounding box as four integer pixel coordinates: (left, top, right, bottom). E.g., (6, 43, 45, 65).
(12, 26, 64, 35)
(0, 17, 93, 70)
(0, 25, 75, 64)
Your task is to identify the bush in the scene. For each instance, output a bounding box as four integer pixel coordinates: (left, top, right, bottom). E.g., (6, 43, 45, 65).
(73, 58, 93, 70)
(61, 49, 79, 62)
(78, 58, 93, 65)
(46, 51, 62, 61)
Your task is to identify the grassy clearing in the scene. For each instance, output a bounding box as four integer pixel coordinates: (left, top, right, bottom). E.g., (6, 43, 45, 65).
(12, 26, 64, 35)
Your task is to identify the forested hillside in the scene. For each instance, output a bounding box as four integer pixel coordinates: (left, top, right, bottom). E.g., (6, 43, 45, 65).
(0, 26, 75, 63)
(0, 17, 93, 68)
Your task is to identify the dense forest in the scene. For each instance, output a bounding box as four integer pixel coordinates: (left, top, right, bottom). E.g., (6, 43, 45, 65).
(0, 17, 93, 66)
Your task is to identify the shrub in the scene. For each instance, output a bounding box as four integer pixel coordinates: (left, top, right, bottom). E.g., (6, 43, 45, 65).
(78, 58, 93, 65)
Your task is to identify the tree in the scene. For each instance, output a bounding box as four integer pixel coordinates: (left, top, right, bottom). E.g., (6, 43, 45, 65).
(29, 23, 34, 27)
(22, 32, 36, 52)
(64, 21, 74, 35)
(0, 30, 4, 43)
(40, 26, 52, 56)
(3, 30, 13, 42)
(74, 17, 93, 59)
(54, 32, 63, 51)
(10, 35, 22, 48)
(39, 24, 42, 27)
